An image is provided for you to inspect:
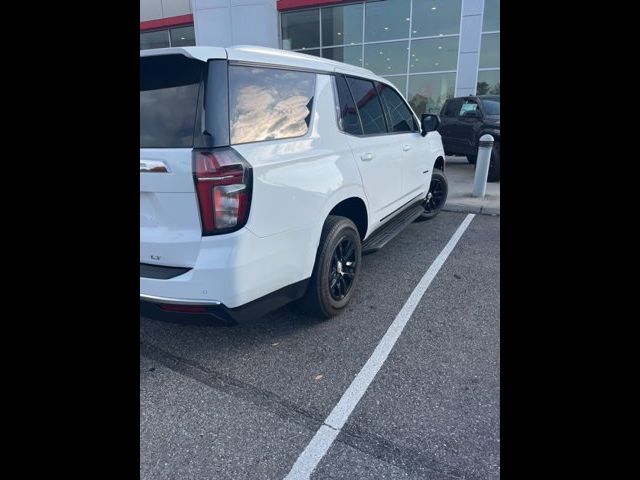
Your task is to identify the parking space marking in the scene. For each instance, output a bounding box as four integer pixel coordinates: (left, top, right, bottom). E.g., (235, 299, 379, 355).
(284, 214, 475, 480)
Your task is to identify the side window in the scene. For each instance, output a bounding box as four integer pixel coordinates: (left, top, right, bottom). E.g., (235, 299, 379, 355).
(346, 77, 388, 135)
(334, 75, 363, 135)
(458, 100, 480, 117)
(228, 65, 316, 145)
(444, 99, 463, 117)
(377, 83, 419, 133)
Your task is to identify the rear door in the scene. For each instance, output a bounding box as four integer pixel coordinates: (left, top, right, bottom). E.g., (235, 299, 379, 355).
(140, 54, 207, 268)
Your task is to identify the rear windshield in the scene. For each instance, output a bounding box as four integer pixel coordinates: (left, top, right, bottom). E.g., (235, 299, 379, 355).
(140, 55, 205, 148)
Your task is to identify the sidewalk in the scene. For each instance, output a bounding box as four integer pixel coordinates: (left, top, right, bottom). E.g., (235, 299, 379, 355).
(444, 156, 500, 215)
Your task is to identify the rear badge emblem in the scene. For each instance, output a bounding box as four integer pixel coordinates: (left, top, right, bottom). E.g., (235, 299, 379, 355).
(150, 255, 161, 261)
(140, 160, 170, 173)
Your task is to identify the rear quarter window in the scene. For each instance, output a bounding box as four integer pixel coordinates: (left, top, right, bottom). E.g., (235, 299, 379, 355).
(228, 66, 316, 145)
(140, 55, 204, 148)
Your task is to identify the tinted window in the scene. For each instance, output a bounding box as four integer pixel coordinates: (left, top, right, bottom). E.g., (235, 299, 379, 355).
(169, 25, 196, 47)
(228, 66, 315, 144)
(346, 77, 387, 135)
(281, 9, 320, 50)
(140, 30, 169, 50)
(481, 98, 500, 115)
(335, 75, 362, 135)
(140, 55, 204, 148)
(443, 98, 463, 117)
(321, 4, 363, 46)
(378, 83, 418, 132)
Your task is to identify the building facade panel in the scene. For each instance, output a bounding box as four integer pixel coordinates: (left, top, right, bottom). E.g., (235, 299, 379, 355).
(140, 0, 499, 111)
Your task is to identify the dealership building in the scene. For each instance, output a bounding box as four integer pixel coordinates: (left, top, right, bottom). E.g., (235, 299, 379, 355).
(140, 0, 499, 114)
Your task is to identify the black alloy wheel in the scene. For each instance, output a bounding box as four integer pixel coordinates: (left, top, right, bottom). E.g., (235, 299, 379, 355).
(328, 237, 357, 301)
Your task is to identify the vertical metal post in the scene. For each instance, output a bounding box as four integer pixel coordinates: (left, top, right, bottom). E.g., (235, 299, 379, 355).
(472, 134, 494, 198)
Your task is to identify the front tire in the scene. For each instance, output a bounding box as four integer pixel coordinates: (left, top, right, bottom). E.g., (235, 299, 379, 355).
(416, 170, 448, 221)
(299, 216, 362, 319)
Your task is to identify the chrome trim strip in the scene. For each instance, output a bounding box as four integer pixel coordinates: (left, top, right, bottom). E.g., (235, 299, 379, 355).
(140, 160, 171, 173)
(140, 294, 222, 306)
(197, 175, 235, 182)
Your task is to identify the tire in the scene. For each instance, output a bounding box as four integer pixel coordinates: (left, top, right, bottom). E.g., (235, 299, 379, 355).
(415, 169, 448, 221)
(466, 154, 477, 165)
(298, 216, 362, 319)
(487, 142, 500, 182)
(473, 142, 500, 182)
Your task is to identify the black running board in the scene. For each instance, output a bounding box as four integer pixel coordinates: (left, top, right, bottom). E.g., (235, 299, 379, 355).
(362, 203, 424, 254)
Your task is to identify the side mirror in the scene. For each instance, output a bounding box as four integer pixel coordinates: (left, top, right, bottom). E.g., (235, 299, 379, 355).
(421, 113, 440, 136)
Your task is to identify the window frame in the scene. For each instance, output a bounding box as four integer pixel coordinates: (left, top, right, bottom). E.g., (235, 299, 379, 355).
(333, 73, 422, 138)
(344, 75, 390, 136)
(332, 74, 364, 136)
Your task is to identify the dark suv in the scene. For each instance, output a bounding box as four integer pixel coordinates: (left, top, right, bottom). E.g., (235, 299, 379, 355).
(438, 95, 500, 182)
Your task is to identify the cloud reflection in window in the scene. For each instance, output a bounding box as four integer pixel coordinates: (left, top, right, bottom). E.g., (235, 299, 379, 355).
(229, 66, 316, 145)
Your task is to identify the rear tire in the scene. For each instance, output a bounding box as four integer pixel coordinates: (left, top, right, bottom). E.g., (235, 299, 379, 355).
(298, 216, 362, 319)
(473, 142, 500, 182)
(415, 169, 448, 221)
(487, 142, 500, 182)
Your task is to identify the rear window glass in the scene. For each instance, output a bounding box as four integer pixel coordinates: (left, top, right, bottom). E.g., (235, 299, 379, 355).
(228, 66, 315, 145)
(140, 55, 204, 148)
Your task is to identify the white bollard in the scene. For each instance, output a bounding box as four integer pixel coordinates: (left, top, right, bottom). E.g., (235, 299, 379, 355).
(472, 134, 494, 198)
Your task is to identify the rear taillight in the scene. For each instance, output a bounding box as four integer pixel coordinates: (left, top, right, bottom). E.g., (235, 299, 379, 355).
(193, 148, 252, 235)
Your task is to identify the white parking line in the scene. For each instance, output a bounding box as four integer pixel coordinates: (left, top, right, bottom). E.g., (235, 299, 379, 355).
(284, 213, 476, 480)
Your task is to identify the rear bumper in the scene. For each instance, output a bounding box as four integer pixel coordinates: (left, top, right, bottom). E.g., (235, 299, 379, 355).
(140, 224, 316, 309)
(140, 293, 222, 306)
(140, 278, 309, 326)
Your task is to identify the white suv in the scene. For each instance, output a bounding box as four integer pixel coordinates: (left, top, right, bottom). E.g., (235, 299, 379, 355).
(140, 46, 448, 325)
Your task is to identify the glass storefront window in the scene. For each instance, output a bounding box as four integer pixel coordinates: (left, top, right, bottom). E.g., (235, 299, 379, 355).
(140, 30, 170, 50)
(301, 49, 321, 57)
(322, 46, 363, 67)
(477, 70, 500, 95)
(321, 4, 363, 46)
(411, 0, 461, 37)
(410, 36, 458, 73)
(169, 26, 195, 47)
(364, 0, 411, 42)
(364, 41, 409, 75)
(282, 9, 320, 50)
(383, 76, 408, 97)
(407, 72, 456, 116)
(483, 0, 500, 32)
(479, 33, 500, 68)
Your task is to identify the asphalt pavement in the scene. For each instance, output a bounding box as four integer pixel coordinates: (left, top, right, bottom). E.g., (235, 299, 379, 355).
(140, 211, 500, 479)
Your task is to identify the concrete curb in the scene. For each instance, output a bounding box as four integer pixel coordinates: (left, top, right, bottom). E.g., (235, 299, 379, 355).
(443, 203, 500, 216)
